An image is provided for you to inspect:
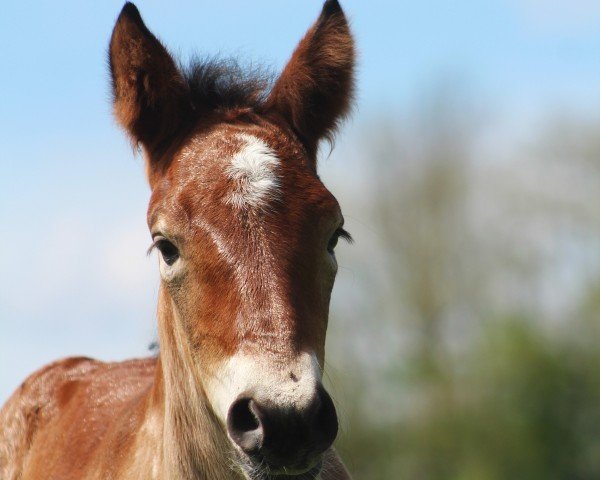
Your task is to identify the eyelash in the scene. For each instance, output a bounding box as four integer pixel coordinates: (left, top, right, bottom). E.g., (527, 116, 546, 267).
(147, 239, 161, 256)
(336, 227, 353, 244)
(328, 227, 353, 254)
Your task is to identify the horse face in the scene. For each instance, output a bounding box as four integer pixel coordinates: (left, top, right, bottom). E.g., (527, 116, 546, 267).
(148, 122, 346, 473)
(109, 1, 354, 475)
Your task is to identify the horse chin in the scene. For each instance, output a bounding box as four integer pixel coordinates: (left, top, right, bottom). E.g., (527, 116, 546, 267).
(236, 452, 323, 480)
(267, 464, 323, 479)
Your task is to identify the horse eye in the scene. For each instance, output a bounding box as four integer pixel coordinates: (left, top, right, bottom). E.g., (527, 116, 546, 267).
(156, 239, 179, 266)
(327, 233, 340, 254)
(328, 227, 353, 255)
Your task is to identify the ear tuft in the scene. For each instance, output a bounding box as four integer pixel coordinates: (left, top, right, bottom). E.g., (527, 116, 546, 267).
(120, 2, 144, 25)
(321, 0, 343, 17)
(265, 1, 355, 160)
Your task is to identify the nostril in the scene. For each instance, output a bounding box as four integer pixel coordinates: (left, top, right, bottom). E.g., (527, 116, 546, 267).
(312, 386, 338, 454)
(227, 398, 264, 455)
(230, 398, 260, 432)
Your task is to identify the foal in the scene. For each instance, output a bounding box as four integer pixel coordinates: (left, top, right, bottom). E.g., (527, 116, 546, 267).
(0, 1, 355, 479)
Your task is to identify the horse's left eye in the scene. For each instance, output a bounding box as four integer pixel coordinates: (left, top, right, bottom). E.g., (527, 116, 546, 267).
(327, 233, 340, 254)
(327, 227, 352, 255)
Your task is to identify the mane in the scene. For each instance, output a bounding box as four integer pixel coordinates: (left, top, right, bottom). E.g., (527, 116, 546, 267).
(182, 57, 272, 113)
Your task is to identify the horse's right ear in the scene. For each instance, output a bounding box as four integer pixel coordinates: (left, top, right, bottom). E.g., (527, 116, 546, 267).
(109, 3, 190, 158)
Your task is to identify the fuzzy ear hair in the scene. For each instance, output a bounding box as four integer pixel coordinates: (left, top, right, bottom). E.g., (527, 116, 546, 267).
(265, 0, 355, 158)
(109, 3, 191, 156)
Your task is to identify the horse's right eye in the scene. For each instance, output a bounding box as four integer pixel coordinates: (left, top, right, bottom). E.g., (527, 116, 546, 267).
(156, 239, 179, 266)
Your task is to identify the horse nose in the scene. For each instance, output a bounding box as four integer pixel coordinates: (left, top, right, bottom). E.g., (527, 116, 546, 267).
(226, 385, 338, 468)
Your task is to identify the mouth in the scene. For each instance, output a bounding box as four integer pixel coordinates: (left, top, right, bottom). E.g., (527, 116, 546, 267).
(239, 457, 323, 480)
(267, 465, 322, 479)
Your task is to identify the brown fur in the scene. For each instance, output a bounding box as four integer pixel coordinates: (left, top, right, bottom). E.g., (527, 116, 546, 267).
(0, 1, 355, 479)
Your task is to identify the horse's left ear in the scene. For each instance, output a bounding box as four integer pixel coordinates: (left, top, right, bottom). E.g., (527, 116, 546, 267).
(265, 0, 355, 158)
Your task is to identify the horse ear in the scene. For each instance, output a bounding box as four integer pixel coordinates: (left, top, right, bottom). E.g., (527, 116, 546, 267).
(265, 0, 355, 157)
(109, 3, 190, 157)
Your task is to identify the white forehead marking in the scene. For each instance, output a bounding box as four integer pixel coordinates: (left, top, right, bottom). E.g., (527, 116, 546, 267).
(226, 134, 280, 209)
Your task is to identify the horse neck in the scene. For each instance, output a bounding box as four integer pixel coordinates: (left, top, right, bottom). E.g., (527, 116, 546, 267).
(145, 287, 243, 480)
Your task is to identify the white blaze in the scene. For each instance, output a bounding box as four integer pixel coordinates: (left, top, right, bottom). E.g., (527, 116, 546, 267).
(226, 134, 281, 209)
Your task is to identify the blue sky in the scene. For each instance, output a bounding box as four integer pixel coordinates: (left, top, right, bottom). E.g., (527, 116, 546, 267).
(1, 0, 599, 401)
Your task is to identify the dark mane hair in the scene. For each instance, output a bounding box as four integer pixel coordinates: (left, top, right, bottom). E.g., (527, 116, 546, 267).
(182, 57, 272, 113)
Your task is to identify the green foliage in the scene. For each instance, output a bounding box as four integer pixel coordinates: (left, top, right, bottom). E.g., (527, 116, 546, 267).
(337, 319, 600, 479)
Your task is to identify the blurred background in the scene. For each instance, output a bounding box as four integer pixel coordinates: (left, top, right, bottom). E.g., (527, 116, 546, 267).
(1, 1, 599, 478)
